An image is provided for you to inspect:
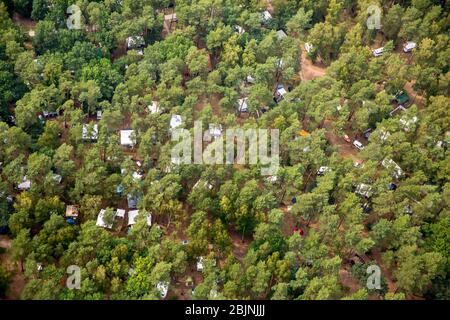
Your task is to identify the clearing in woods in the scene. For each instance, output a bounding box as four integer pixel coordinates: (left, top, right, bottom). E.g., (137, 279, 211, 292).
(299, 51, 327, 81)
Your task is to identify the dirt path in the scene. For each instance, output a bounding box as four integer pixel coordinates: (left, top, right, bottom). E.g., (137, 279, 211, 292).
(0, 235, 25, 300)
(339, 268, 363, 294)
(228, 227, 251, 262)
(404, 81, 425, 109)
(194, 94, 222, 118)
(371, 250, 397, 294)
(300, 51, 327, 81)
(266, 0, 274, 14)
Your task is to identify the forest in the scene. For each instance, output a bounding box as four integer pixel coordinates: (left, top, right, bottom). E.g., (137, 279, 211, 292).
(0, 0, 449, 300)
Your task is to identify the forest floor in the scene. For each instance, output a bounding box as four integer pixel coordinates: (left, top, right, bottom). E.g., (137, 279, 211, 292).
(339, 268, 364, 295)
(0, 235, 25, 300)
(322, 119, 362, 163)
(404, 81, 426, 109)
(12, 13, 35, 50)
(371, 249, 397, 293)
(194, 94, 222, 118)
(229, 226, 252, 262)
(299, 51, 327, 81)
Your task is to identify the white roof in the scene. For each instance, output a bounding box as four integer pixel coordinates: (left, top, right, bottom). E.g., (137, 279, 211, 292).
(373, 47, 384, 56)
(148, 101, 161, 114)
(277, 86, 287, 96)
(53, 174, 62, 184)
(356, 183, 372, 197)
(18, 177, 31, 190)
(132, 171, 143, 181)
(277, 58, 284, 68)
(96, 209, 114, 229)
(120, 130, 136, 146)
(399, 116, 418, 131)
(262, 10, 272, 21)
(318, 166, 329, 173)
(404, 41, 416, 50)
(276, 30, 287, 40)
(128, 210, 138, 225)
(238, 98, 248, 112)
(353, 140, 363, 147)
(170, 115, 183, 129)
(116, 209, 126, 218)
(304, 42, 313, 53)
(157, 282, 169, 298)
(381, 158, 403, 178)
(193, 180, 213, 190)
(126, 36, 145, 49)
(197, 257, 204, 271)
(128, 210, 152, 227)
(82, 124, 98, 140)
(380, 131, 391, 141)
(235, 25, 245, 35)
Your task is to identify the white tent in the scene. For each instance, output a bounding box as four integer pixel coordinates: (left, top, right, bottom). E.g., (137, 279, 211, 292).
(234, 25, 245, 35)
(276, 30, 287, 40)
(148, 101, 161, 114)
(193, 180, 213, 190)
(170, 115, 183, 129)
(355, 183, 372, 198)
(126, 36, 145, 50)
(262, 10, 272, 22)
(372, 47, 384, 57)
(237, 98, 248, 112)
(317, 166, 330, 176)
(197, 257, 204, 272)
(381, 158, 404, 178)
(403, 41, 416, 53)
(82, 124, 98, 140)
(399, 116, 418, 132)
(157, 282, 169, 298)
(132, 171, 143, 181)
(52, 174, 62, 184)
(17, 177, 31, 191)
(116, 209, 126, 219)
(120, 130, 136, 147)
(304, 42, 313, 53)
(277, 85, 287, 97)
(96, 209, 114, 229)
(128, 210, 152, 227)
